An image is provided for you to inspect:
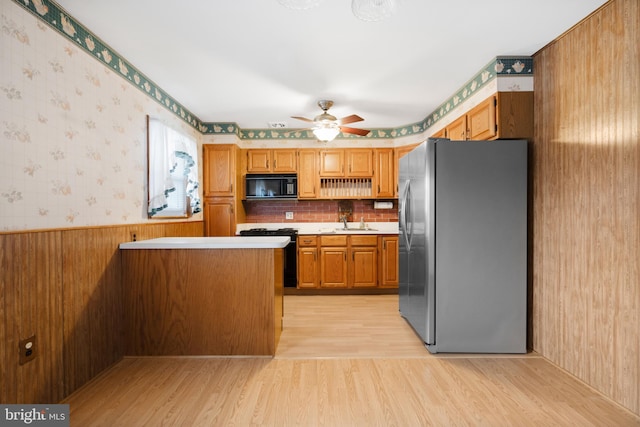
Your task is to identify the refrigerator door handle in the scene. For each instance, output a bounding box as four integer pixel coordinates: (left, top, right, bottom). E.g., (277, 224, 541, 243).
(399, 179, 413, 251)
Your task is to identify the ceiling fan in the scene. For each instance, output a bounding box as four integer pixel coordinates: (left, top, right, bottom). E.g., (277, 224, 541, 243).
(290, 100, 371, 142)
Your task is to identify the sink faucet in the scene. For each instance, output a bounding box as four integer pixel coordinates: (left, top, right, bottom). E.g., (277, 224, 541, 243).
(341, 215, 348, 229)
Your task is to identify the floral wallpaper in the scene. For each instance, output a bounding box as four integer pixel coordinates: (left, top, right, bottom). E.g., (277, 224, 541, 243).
(0, 0, 202, 231)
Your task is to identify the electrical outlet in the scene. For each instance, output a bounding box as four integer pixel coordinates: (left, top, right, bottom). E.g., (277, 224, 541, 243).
(19, 335, 36, 365)
(130, 232, 137, 242)
(285, 212, 293, 220)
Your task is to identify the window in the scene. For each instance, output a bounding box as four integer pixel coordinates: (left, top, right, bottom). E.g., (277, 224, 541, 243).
(147, 116, 201, 218)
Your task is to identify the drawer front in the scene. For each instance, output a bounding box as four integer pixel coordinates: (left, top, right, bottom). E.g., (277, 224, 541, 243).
(320, 235, 348, 246)
(298, 236, 317, 247)
(350, 235, 378, 246)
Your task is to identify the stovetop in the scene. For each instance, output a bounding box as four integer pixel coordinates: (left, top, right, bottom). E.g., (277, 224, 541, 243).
(239, 228, 298, 237)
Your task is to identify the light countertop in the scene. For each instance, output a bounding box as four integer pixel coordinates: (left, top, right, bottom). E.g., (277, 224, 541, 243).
(236, 222, 399, 235)
(119, 236, 290, 250)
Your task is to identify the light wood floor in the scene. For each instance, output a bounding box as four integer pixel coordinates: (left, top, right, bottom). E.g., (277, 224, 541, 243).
(64, 295, 640, 426)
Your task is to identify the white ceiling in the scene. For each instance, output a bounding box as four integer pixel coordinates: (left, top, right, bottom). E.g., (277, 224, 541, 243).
(54, 0, 606, 131)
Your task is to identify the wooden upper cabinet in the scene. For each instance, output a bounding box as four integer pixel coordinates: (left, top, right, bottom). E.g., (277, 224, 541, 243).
(374, 148, 395, 198)
(467, 95, 497, 140)
(246, 149, 270, 172)
(446, 115, 467, 141)
(441, 92, 533, 142)
(272, 150, 297, 172)
(319, 149, 344, 176)
(319, 149, 373, 177)
(298, 149, 318, 199)
(203, 144, 236, 197)
(346, 149, 374, 177)
(246, 149, 297, 173)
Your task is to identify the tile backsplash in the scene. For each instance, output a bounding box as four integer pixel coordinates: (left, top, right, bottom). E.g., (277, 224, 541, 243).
(243, 200, 398, 224)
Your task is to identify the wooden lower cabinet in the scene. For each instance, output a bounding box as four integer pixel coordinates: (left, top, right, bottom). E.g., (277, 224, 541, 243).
(350, 235, 378, 288)
(203, 199, 235, 236)
(297, 234, 397, 290)
(319, 235, 348, 288)
(379, 236, 399, 287)
(320, 247, 348, 288)
(297, 236, 319, 288)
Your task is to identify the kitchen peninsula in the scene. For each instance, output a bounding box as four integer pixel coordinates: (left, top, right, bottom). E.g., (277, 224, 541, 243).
(119, 236, 289, 356)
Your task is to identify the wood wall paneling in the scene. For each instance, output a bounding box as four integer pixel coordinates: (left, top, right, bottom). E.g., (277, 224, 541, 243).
(0, 232, 64, 404)
(61, 227, 128, 396)
(532, 0, 639, 415)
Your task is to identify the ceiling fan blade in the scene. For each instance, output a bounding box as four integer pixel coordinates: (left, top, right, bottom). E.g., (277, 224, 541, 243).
(291, 116, 314, 123)
(339, 126, 370, 136)
(338, 114, 364, 125)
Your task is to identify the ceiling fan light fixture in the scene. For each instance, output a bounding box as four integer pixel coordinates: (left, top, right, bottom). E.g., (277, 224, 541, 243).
(352, 0, 396, 22)
(312, 123, 341, 142)
(278, 0, 324, 11)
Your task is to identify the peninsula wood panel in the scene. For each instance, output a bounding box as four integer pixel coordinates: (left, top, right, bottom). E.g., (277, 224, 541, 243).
(0, 231, 64, 404)
(123, 248, 282, 356)
(532, 0, 639, 415)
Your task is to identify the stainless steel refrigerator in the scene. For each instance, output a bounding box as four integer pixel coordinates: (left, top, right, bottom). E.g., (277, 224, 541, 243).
(398, 138, 527, 353)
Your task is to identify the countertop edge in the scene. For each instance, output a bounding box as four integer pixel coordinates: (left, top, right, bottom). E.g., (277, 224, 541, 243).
(119, 236, 290, 250)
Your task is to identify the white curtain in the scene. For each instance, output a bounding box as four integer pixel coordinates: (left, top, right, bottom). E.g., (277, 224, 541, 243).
(148, 118, 200, 217)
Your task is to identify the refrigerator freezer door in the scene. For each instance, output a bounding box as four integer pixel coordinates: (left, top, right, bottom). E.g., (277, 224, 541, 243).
(398, 141, 436, 345)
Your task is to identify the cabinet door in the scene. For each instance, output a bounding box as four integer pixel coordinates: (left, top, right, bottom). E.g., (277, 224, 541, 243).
(320, 247, 348, 288)
(203, 200, 234, 236)
(445, 115, 467, 141)
(350, 247, 377, 287)
(374, 148, 395, 198)
(346, 149, 373, 177)
(319, 150, 344, 176)
(272, 150, 297, 172)
(379, 236, 399, 287)
(246, 149, 271, 173)
(298, 149, 318, 198)
(203, 144, 236, 197)
(467, 96, 497, 140)
(298, 247, 319, 288)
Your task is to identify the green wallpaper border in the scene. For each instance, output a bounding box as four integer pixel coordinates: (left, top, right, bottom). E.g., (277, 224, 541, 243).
(13, 0, 532, 140)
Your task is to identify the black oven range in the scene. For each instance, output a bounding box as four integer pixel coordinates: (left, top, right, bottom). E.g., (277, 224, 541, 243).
(238, 228, 297, 287)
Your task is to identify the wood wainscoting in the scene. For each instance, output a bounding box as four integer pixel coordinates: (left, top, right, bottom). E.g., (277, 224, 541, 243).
(0, 221, 203, 404)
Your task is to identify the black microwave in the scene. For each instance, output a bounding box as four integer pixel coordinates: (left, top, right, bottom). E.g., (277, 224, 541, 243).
(245, 174, 297, 200)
